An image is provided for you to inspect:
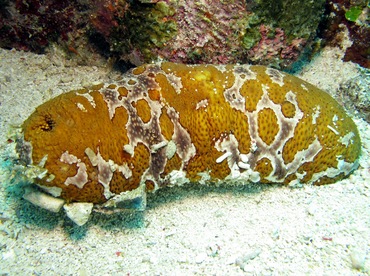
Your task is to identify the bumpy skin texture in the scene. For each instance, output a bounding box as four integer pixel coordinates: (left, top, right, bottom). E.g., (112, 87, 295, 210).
(19, 63, 361, 204)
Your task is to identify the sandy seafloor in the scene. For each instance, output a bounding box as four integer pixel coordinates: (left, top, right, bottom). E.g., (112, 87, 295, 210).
(0, 43, 369, 276)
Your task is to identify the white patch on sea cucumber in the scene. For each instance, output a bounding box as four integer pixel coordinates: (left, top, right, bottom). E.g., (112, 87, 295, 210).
(60, 152, 89, 189)
(85, 147, 114, 198)
(110, 162, 132, 179)
(312, 106, 321, 125)
(151, 141, 167, 153)
(216, 151, 232, 163)
(85, 147, 98, 165)
(213, 134, 260, 182)
(64, 162, 88, 189)
(327, 125, 339, 135)
(288, 171, 307, 187)
(214, 64, 228, 73)
(60, 151, 79, 164)
(60, 152, 88, 189)
(339, 132, 355, 146)
(45, 174, 55, 182)
(332, 114, 338, 124)
(101, 89, 123, 120)
(309, 156, 359, 184)
(85, 147, 133, 198)
(197, 171, 211, 185)
(123, 144, 134, 156)
(167, 106, 196, 167)
(196, 99, 209, 110)
(301, 84, 309, 91)
(240, 153, 249, 163)
(266, 67, 285, 87)
(59, 151, 88, 189)
(77, 92, 96, 108)
(237, 161, 251, 170)
(214, 134, 239, 168)
(274, 137, 322, 183)
(38, 154, 48, 168)
(164, 170, 189, 187)
(226, 163, 260, 183)
(95, 150, 114, 199)
(76, 102, 87, 112)
(165, 72, 183, 94)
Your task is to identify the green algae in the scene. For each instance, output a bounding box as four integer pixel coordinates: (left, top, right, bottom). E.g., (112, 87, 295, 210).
(114, 1, 177, 61)
(345, 1, 369, 24)
(345, 6, 363, 22)
(240, 14, 262, 50)
(243, 0, 326, 43)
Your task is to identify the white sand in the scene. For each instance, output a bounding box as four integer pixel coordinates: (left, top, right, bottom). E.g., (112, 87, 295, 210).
(0, 46, 369, 275)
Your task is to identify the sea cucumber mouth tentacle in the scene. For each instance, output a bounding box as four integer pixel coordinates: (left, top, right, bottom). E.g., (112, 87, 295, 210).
(15, 62, 361, 225)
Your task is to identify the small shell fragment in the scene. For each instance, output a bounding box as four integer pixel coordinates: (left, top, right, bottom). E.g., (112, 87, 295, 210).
(63, 202, 94, 226)
(23, 187, 65, 213)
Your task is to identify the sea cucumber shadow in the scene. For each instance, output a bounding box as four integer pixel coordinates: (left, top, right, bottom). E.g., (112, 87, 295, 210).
(91, 182, 272, 233)
(146, 181, 272, 210)
(12, 181, 273, 239)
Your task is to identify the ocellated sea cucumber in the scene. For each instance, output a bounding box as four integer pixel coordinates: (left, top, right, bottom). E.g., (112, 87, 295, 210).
(16, 62, 361, 225)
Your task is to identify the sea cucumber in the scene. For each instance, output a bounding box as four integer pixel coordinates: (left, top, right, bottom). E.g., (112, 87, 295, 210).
(16, 62, 361, 225)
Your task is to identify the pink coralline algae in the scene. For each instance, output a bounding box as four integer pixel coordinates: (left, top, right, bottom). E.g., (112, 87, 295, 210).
(152, 0, 249, 64)
(246, 25, 307, 68)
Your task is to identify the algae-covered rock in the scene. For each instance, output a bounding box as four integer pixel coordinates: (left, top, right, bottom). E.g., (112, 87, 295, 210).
(0, 0, 327, 69)
(319, 0, 369, 68)
(107, 0, 326, 68)
(0, 0, 88, 52)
